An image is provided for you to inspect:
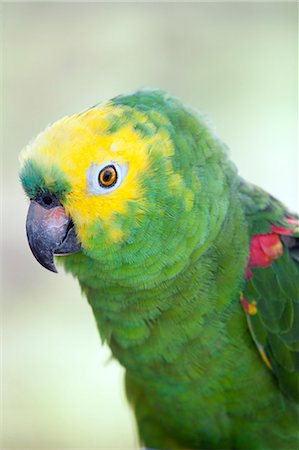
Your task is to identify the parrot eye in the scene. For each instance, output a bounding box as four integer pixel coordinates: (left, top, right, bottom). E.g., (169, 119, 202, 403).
(86, 161, 126, 195)
(98, 165, 117, 188)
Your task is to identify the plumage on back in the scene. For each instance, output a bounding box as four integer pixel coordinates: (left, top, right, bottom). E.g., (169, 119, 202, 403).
(19, 89, 299, 449)
(240, 181, 299, 402)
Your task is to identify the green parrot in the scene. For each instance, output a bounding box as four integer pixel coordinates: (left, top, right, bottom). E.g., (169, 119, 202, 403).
(19, 90, 299, 449)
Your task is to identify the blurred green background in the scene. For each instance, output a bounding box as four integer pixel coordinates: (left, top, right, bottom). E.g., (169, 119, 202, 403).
(1, 2, 297, 448)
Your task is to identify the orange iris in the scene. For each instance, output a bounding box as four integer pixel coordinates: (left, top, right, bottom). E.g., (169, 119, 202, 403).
(98, 165, 117, 188)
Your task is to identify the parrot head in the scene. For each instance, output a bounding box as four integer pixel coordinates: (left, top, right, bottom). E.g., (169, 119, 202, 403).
(19, 90, 232, 286)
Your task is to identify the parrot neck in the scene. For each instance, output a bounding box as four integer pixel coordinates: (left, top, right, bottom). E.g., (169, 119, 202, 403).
(72, 193, 249, 384)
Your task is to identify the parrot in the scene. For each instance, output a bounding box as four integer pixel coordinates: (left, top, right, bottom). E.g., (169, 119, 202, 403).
(19, 89, 299, 449)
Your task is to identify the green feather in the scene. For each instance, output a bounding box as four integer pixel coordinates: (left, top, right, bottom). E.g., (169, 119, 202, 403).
(21, 89, 299, 449)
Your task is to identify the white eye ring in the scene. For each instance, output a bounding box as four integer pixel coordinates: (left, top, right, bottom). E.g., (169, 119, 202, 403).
(86, 161, 127, 195)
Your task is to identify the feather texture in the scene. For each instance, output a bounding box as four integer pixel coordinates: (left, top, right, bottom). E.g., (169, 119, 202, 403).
(20, 90, 299, 449)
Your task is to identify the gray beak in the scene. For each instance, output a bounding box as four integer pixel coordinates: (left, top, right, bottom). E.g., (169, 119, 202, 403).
(26, 198, 81, 273)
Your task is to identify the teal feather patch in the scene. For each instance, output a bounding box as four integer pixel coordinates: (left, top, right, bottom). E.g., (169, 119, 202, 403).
(20, 159, 70, 200)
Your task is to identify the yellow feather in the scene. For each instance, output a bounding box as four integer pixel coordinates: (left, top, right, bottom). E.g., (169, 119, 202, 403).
(20, 103, 175, 247)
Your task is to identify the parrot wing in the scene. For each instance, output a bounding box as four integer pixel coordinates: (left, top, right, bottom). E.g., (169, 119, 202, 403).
(239, 180, 299, 403)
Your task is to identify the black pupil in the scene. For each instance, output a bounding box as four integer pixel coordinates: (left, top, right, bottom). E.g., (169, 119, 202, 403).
(103, 169, 112, 182)
(99, 166, 117, 188)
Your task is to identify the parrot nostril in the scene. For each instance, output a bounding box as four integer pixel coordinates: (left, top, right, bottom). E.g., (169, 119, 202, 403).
(42, 195, 53, 206)
(35, 193, 60, 209)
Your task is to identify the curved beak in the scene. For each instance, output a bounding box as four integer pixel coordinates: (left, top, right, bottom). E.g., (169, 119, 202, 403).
(26, 200, 81, 273)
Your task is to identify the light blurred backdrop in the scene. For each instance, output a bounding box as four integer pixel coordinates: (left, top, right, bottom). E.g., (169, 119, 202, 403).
(1, 3, 297, 448)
